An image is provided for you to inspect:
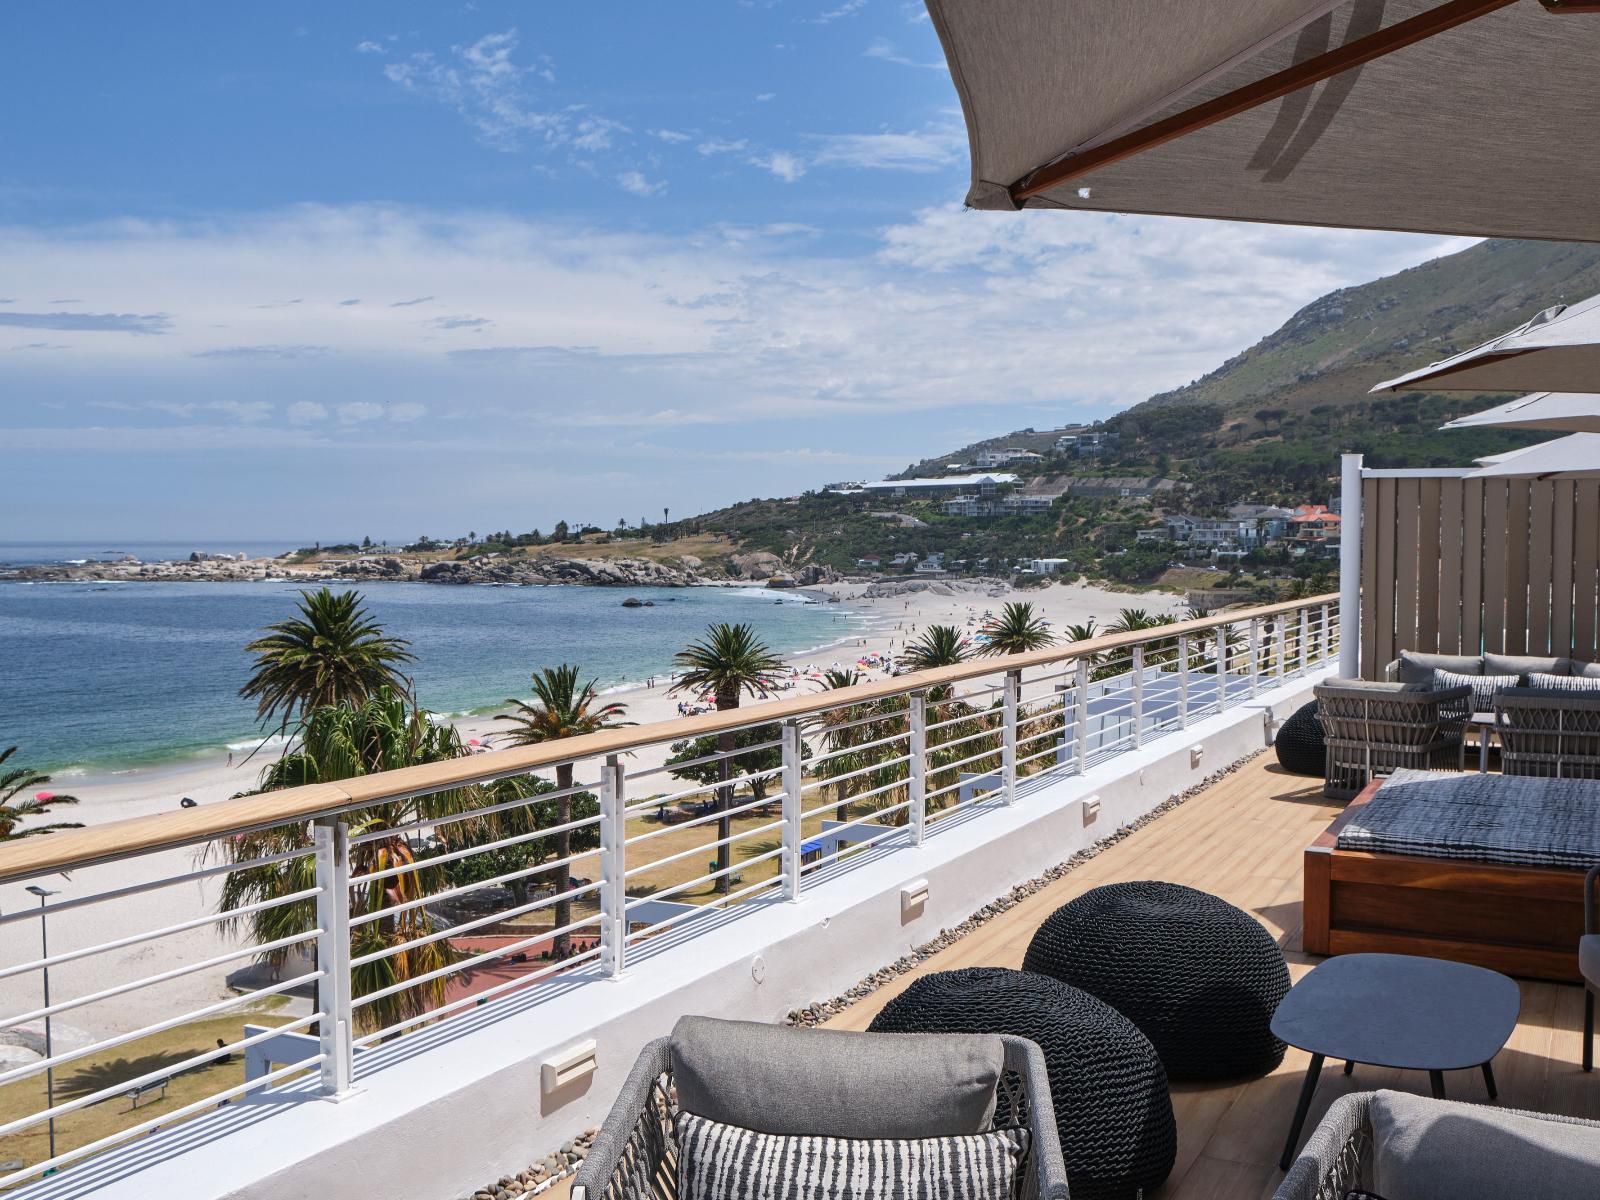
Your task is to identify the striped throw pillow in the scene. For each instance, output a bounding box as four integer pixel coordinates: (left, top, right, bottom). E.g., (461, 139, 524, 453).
(676, 1111, 1030, 1200)
(1434, 668, 1517, 713)
(1528, 671, 1600, 693)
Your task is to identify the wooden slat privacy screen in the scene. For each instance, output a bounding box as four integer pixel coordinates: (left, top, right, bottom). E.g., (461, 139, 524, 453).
(1360, 476, 1600, 677)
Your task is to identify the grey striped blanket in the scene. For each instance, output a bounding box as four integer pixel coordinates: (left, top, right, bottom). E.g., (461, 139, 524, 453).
(676, 1111, 1029, 1200)
(1336, 769, 1600, 868)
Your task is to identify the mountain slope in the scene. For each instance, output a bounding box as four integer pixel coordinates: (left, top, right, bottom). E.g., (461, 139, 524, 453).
(1133, 238, 1600, 420)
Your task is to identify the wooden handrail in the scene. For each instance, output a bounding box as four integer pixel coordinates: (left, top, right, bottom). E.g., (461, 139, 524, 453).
(0, 594, 1337, 884)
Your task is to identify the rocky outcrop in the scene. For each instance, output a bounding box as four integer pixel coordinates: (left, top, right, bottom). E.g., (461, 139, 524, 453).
(11, 550, 841, 589)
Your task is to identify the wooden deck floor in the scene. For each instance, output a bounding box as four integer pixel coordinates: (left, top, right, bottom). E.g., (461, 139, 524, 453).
(546, 754, 1598, 1199)
(819, 754, 1600, 1198)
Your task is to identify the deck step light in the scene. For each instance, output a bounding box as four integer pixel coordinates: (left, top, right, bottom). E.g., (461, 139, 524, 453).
(1190, 745, 1205, 770)
(901, 878, 929, 916)
(1082, 795, 1102, 824)
(541, 1039, 598, 1094)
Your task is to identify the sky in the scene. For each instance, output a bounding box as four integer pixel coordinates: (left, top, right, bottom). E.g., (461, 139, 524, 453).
(0, 3, 1477, 543)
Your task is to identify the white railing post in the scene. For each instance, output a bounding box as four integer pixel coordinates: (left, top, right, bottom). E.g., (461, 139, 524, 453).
(1131, 645, 1145, 748)
(1217, 624, 1231, 713)
(1249, 619, 1262, 697)
(782, 719, 804, 897)
(1339, 453, 1364, 679)
(1319, 602, 1331, 666)
(908, 692, 927, 845)
(1074, 659, 1091, 773)
(1002, 669, 1019, 803)
(1178, 634, 1191, 727)
(312, 817, 354, 1098)
(1299, 608, 1310, 677)
(600, 755, 626, 978)
(1276, 618, 1287, 681)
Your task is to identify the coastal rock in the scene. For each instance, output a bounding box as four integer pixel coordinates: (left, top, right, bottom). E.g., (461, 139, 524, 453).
(730, 551, 784, 580)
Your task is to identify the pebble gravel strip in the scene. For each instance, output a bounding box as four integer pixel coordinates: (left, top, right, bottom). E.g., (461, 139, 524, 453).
(462, 748, 1266, 1195)
(784, 749, 1268, 1027)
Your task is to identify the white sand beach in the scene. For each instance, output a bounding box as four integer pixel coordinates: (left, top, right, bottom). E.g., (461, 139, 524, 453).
(0, 579, 1182, 1045)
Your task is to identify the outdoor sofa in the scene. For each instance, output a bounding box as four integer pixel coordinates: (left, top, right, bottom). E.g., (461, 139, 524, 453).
(571, 1016, 1069, 1200)
(1275, 1089, 1600, 1200)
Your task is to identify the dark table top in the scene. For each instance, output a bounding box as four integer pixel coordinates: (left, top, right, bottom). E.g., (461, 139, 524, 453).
(1271, 953, 1520, 1070)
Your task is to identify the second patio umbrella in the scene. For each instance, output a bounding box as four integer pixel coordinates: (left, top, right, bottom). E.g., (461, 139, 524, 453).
(1372, 291, 1600, 394)
(1440, 392, 1600, 435)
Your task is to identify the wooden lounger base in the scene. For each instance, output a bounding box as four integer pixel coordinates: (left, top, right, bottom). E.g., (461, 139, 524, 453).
(1304, 780, 1587, 983)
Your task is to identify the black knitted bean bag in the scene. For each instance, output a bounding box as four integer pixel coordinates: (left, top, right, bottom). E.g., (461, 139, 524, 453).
(1275, 700, 1326, 777)
(1023, 881, 1290, 1082)
(869, 966, 1175, 1200)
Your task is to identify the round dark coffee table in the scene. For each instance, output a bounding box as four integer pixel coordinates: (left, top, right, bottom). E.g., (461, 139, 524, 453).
(1271, 952, 1520, 1169)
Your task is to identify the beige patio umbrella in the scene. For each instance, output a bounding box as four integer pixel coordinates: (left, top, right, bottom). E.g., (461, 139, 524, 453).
(1372, 292, 1600, 394)
(926, 0, 1600, 241)
(1465, 433, 1600, 478)
(1439, 392, 1600, 435)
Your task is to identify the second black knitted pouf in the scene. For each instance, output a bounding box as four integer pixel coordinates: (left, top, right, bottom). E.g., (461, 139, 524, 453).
(1023, 881, 1290, 1082)
(868, 966, 1175, 1200)
(1275, 700, 1326, 777)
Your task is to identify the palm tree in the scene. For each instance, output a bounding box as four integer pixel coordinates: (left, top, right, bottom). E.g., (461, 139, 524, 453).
(497, 665, 632, 951)
(240, 588, 415, 736)
(669, 624, 784, 893)
(978, 602, 1057, 656)
(900, 625, 972, 672)
(0, 746, 80, 840)
(218, 689, 474, 1034)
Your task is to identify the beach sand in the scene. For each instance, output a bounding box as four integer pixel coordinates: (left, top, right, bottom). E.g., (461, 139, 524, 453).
(0, 579, 1182, 1043)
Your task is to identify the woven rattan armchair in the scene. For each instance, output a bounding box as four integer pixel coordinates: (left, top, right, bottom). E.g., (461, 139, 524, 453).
(1493, 689, 1600, 780)
(1313, 682, 1473, 800)
(1275, 1091, 1600, 1200)
(570, 1031, 1068, 1200)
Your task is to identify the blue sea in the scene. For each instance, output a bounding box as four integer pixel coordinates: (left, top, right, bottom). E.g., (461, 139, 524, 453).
(0, 578, 867, 774)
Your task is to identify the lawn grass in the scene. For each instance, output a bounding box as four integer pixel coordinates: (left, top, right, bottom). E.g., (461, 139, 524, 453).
(0, 1000, 295, 1177)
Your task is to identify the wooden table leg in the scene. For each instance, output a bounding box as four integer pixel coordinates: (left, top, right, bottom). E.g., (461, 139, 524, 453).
(1429, 1069, 1446, 1099)
(1280, 1053, 1325, 1171)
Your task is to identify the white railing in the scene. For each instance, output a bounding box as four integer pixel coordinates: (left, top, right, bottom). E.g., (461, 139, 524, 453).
(0, 595, 1338, 1186)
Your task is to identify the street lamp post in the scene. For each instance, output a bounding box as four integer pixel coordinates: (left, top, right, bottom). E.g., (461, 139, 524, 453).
(25, 885, 59, 1162)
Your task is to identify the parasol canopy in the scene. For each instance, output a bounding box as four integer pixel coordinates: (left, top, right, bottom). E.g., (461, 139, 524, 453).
(1465, 432, 1600, 478)
(926, 0, 1600, 241)
(1373, 292, 1600, 393)
(1439, 392, 1600, 435)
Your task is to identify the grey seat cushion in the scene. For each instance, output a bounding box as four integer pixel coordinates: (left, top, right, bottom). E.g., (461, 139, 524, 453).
(1371, 1089, 1600, 1200)
(1396, 651, 1482, 686)
(1484, 652, 1571, 681)
(670, 1015, 1003, 1139)
(1579, 661, 1600, 679)
(1581, 935, 1600, 986)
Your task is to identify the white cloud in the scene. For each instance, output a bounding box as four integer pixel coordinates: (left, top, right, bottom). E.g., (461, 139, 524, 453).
(864, 38, 945, 70)
(755, 92, 776, 102)
(338, 401, 384, 424)
(355, 40, 387, 55)
(381, 30, 576, 153)
(808, 0, 867, 24)
(573, 115, 630, 152)
(0, 203, 1470, 448)
(618, 171, 667, 198)
(751, 151, 806, 183)
(807, 125, 964, 171)
(653, 129, 693, 144)
(697, 139, 748, 157)
(287, 401, 328, 424)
